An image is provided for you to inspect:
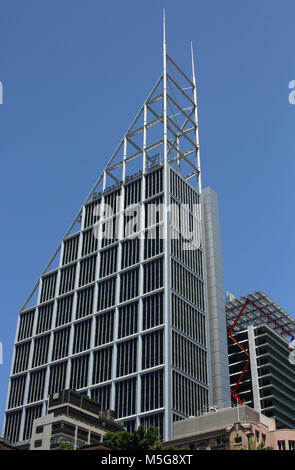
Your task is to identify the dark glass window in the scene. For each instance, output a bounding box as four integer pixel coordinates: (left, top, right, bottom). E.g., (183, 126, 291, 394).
(90, 432, 102, 444)
(77, 427, 89, 441)
(278, 440, 286, 450)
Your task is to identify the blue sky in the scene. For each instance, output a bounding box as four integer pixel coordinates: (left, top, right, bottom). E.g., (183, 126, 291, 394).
(0, 0, 295, 427)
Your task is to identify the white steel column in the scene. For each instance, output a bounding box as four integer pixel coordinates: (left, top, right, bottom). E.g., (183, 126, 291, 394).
(44, 238, 66, 401)
(110, 160, 125, 411)
(162, 12, 172, 441)
(18, 272, 44, 442)
(136, 107, 147, 427)
(248, 325, 261, 412)
(1, 293, 26, 438)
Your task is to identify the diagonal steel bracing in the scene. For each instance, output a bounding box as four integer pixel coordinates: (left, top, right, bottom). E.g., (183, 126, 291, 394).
(20, 23, 202, 327)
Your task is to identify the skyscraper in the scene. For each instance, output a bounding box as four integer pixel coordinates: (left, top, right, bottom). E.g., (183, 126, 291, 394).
(226, 291, 295, 428)
(2, 24, 230, 444)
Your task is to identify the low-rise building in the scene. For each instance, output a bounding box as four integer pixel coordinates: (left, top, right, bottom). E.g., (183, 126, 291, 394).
(163, 405, 295, 450)
(269, 430, 295, 450)
(29, 389, 123, 450)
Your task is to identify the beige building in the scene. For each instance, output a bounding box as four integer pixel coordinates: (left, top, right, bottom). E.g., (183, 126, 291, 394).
(164, 405, 295, 450)
(29, 390, 122, 450)
(269, 429, 295, 450)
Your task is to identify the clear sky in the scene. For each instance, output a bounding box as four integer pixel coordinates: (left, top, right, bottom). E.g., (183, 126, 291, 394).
(0, 0, 295, 428)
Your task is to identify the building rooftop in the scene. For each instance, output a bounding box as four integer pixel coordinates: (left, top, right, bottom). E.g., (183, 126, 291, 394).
(49, 389, 101, 415)
(226, 291, 295, 340)
(173, 405, 276, 440)
(48, 390, 122, 432)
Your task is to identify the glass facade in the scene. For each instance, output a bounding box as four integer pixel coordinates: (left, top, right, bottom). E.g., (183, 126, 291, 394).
(4, 166, 209, 443)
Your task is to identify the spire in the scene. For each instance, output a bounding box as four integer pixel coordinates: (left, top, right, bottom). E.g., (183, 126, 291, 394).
(163, 8, 166, 50)
(190, 41, 196, 82)
(162, 8, 167, 164)
(190, 41, 202, 192)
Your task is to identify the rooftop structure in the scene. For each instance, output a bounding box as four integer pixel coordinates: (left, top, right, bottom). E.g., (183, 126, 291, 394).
(164, 404, 295, 450)
(226, 291, 295, 340)
(29, 389, 122, 450)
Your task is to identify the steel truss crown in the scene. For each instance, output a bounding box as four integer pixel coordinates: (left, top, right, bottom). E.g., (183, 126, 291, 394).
(21, 24, 202, 309)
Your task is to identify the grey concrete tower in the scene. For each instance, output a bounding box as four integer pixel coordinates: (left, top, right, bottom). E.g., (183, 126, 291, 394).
(203, 187, 231, 408)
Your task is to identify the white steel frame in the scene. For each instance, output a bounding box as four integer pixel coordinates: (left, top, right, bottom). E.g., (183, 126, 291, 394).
(3, 16, 210, 443)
